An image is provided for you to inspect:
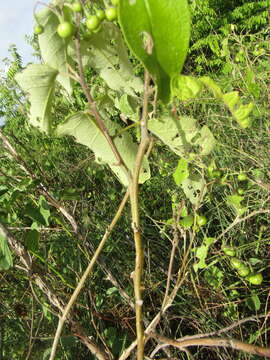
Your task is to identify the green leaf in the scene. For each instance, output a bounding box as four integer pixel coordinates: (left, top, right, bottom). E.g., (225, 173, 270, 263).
(56, 112, 150, 186)
(15, 64, 58, 133)
(204, 265, 224, 289)
(227, 195, 247, 216)
(233, 103, 254, 128)
(38, 196, 50, 226)
(222, 91, 239, 111)
(78, 23, 143, 97)
(246, 295, 261, 311)
(194, 126, 216, 156)
(173, 158, 189, 186)
(193, 238, 215, 273)
(181, 173, 206, 205)
(172, 75, 203, 101)
(25, 230, 40, 252)
(0, 234, 13, 270)
(148, 115, 215, 157)
(119, 0, 190, 103)
(24, 204, 47, 226)
(36, 8, 73, 94)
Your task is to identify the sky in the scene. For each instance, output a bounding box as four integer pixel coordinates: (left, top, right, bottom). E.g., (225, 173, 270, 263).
(0, 0, 49, 67)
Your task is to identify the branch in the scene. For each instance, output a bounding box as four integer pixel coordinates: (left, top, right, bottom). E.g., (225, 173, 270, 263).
(129, 70, 151, 360)
(148, 332, 270, 358)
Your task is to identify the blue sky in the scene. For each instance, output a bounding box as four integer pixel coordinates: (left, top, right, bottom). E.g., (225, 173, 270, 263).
(0, 0, 49, 67)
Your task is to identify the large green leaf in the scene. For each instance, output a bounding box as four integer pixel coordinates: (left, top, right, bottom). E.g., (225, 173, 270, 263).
(148, 115, 215, 157)
(77, 23, 143, 97)
(36, 8, 73, 94)
(15, 64, 58, 133)
(56, 112, 150, 186)
(119, 0, 190, 103)
(0, 234, 13, 270)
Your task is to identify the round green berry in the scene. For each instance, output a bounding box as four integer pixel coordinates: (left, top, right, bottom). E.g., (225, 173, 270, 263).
(34, 24, 44, 35)
(105, 7, 117, 21)
(86, 15, 100, 31)
(57, 21, 74, 38)
(96, 9, 105, 21)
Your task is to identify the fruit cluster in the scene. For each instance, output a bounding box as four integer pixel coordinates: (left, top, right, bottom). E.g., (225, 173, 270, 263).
(34, 0, 119, 38)
(223, 246, 263, 285)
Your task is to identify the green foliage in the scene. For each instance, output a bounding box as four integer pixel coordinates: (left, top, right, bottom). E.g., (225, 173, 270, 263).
(119, 0, 190, 103)
(0, 0, 269, 359)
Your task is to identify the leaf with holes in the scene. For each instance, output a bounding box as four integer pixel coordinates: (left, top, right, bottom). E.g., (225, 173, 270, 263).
(119, 0, 190, 103)
(15, 64, 58, 133)
(181, 173, 206, 205)
(148, 115, 215, 157)
(56, 112, 150, 186)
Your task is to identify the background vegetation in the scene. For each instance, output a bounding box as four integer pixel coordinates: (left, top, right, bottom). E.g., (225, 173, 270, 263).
(0, 0, 269, 359)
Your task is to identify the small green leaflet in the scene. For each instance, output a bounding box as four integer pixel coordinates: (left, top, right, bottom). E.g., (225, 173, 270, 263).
(78, 22, 143, 97)
(36, 8, 73, 94)
(15, 64, 58, 133)
(25, 230, 40, 252)
(38, 196, 50, 226)
(173, 158, 189, 186)
(119, 0, 190, 103)
(227, 195, 247, 216)
(171, 75, 203, 101)
(193, 237, 215, 272)
(0, 234, 13, 270)
(246, 295, 261, 312)
(56, 112, 150, 186)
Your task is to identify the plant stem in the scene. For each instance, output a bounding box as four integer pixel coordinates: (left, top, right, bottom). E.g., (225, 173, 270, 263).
(129, 71, 151, 360)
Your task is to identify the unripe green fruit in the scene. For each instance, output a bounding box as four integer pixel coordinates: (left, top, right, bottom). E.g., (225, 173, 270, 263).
(237, 266, 250, 277)
(111, 0, 119, 5)
(105, 7, 117, 21)
(96, 9, 105, 21)
(34, 24, 44, 35)
(238, 173, 247, 181)
(223, 247, 236, 257)
(247, 273, 263, 285)
(237, 188, 245, 195)
(196, 215, 207, 226)
(86, 15, 100, 30)
(57, 21, 74, 38)
(212, 170, 222, 178)
(179, 215, 194, 229)
(72, 2, 82, 12)
(230, 257, 244, 269)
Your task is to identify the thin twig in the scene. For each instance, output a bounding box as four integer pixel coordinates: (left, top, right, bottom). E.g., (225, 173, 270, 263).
(49, 191, 129, 360)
